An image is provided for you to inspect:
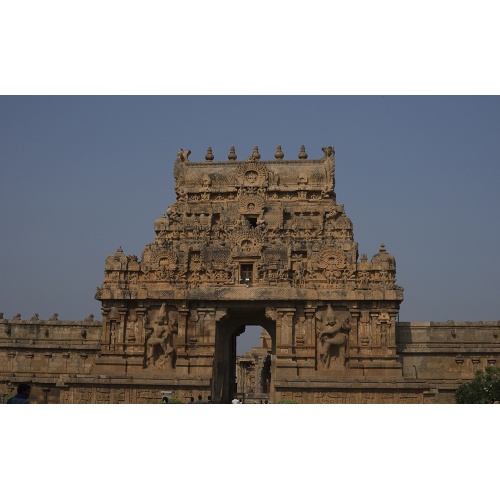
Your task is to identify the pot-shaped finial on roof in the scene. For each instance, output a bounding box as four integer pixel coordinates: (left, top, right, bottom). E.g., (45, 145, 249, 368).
(275, 145, 284, 160)
(228, 146, 237, 161)
(205, 146, 214, 162)
(298, 145, 308, 159)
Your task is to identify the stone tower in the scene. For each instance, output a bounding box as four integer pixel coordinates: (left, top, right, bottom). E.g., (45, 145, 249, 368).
(94, 145, 425, 403)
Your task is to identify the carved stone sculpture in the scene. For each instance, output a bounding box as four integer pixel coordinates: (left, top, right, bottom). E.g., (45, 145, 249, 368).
(145, 303, 178, 368)
(316, 305, 351, 369)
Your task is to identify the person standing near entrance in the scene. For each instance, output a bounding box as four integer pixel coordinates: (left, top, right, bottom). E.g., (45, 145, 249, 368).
(195, 395, 204, 404)
(7, 383, 31, 404)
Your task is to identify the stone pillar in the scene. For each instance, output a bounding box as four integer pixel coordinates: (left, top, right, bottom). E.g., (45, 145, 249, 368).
(349, 309, 361, 349)
(304, 306, 315, 346)
(186, 307, 217, 377)
(358, 309, 371, 348)
(175, 306, 190, 374)
(118, 307, 128, 350)
(370, 311, 379, 348)
(275, 307, 296, 376)
(101, 308, 110, 349)
(293, 306, 316, 376)
(388, 310, 399, 351)
(44, 353, 52, 371)
(135, 307, 147, 344)
(8, 352, 15, 371)
(80, 353, 88, 373)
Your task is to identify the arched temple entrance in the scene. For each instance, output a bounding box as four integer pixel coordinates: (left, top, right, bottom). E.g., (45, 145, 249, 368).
(93, 145, 430, 403)
(213, 308, 275, 403)
(234, 325, 273, 403)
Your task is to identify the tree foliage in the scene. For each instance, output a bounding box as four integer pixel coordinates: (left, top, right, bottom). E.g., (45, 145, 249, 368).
(455, 366, 500, 404)
(2, 394, 13, 404)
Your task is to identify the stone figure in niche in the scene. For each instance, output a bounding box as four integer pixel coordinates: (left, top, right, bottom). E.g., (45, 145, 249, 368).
(316, 305, 351, 369)
(146, 303, 178, 368)
(293, 261, 306, 286)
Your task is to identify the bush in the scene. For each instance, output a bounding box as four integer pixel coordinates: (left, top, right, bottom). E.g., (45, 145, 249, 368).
(455, 366, 500, 404)
(2, 394, 13, 404)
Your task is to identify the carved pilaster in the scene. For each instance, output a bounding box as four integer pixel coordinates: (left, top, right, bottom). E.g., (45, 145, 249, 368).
(197, 309, 207, 337)
(276, 308, 295, 348)
(304, 306, 316, 347)
(175, 306, 190, 372)
(369, 311, 379, 348)
(388, 311, 398, 349)
(135, 307, 147, 344)
(101, 308, 111, 348)
(118, 307, 128, 349)
(348, 309, 361, 348)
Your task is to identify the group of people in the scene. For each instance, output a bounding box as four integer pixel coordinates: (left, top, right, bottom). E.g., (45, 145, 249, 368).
(187, 395, 212, 404)
(161, 395, 267, 403)
(161, 394, 213, 404)
(232, 397, 269, 403)
(5, 384, 270, 404)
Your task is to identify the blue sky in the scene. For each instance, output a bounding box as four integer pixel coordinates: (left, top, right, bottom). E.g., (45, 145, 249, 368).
(1, 96, 499, 353)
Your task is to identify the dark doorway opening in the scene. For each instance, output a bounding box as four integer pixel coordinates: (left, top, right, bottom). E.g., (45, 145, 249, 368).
(213, 309, 275, 403)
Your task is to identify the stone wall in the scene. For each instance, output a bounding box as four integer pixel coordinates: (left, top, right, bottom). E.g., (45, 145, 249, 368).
(0, 315, 215, 403)
(2, 316, 499, 403)
(0, 315, 100, 403)
(397, 321, 500, 403)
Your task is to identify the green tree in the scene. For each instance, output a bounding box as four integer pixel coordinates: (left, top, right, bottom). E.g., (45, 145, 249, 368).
(455, 366, 500, 404)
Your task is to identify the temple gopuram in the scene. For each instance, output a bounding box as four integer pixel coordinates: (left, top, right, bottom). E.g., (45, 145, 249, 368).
(1, 145, 499, 403)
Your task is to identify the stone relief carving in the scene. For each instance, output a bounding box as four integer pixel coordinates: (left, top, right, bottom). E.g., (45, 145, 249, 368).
(316, 305, 351, 369)
(98, 143, 401, 297)
(145, 303, 178, 368)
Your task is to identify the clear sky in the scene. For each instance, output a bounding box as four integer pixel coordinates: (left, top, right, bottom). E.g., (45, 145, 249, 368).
(1, 96, 499, 354)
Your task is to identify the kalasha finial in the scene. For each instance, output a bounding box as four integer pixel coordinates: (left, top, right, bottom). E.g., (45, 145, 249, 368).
(274, 145, 284, 160)
(205, 146, 214, 162)
(298, 145, 308, 159)
(252, 145, 261, 160)
(228, 146, 237, 161)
